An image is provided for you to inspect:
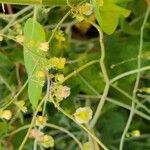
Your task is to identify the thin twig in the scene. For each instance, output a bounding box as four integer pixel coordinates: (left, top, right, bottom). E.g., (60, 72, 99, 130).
(119, 8, 150, 150)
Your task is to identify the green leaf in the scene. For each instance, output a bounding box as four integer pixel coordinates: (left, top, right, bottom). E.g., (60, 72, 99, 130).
(24, 18, 46, 108)
(106, 0, 134, 4)
(93, 0, 131, 34)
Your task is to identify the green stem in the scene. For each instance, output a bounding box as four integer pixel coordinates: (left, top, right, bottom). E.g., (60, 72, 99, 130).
(0, 6, 33, 33)
(119, 8, 150, 150)
(0, 0, 83, 5)
(63, 60, 99, 83)
(0, 61, 38, 110)
(46, 123, 83, 150)
(18, 96, 46, 150)
(110, 65, 150, 83)
(86, 20, 110, 129)
(53, 101, 109, 150)
(0, 75, 13, 93)
(111, 85, 150, 115)
(4, 123, 83, 150)
(48, 10, 71, 43)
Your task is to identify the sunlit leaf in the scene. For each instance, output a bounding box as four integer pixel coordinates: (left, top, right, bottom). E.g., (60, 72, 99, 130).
(24, 18, 46, 108)
(93, 0, 131, 34)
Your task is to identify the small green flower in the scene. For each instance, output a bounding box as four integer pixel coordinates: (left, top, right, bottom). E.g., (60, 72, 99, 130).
(55, 30, 65, 42)
(48, 57, 66, 69)
(55, 74, 64, 83)
(73, 107, 93, 124)
(131, 130, 141, 137)
(0, 109, 12, 120)
(83, 142, 90, 150)
(36, 115, 47, 128)
(0, 35, 3, 41)
(40, 135, 54, 148)
(15, 100, 27, 113)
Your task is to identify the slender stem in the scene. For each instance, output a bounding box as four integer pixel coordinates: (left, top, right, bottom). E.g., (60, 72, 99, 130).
(119, 8, 150, 150)
(111, 85, 150, 115)
(46, 123, 83, 150)
(52, 101, 109, 150)
(106, 97, 150, 121)
(4, 123, 83, 150)
(110, 65, 150, 84)
(77, 76, 150, 121)
(42, 76, 50, 116)
(0, 6, 33, 33)
(86, 20, 110, 129)
(63, 60, 99, 83)
(18, 96, 46, 150)
(33, 139, 37, 150)
(0, 61, 38, 110)
(48, 10, 71, 44)
(0, 75, 13, 93)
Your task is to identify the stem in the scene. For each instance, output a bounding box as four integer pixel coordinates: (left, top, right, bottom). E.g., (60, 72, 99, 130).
(18, 96, 46, 150)
(33, 139, 37, 150)
(63, 60, 99, 83)
(46, 123, 83, 150)
(0, 61, 38, 110)
(42, 76, 50, 116)
(48, 10, 71, 43)
(79, 91, 150, 120)
(0, 0, 83, 5)
(0, 75, 13, 93)
(0, 5, 33, 33)
(53, 101, 109, 150)
(110, 65, 150, 83)
(86, 21, 110, 129)
(111, 85, 150, 115)
(119, 8, 150, 150)
(4, 123, 83, 150)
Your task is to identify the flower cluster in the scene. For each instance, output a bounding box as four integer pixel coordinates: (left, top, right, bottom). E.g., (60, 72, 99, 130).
(55, 30, 65, 43)
(29, 129, 54, 148)
(72, 3, 93, 21)
(47, 57, 66, 70)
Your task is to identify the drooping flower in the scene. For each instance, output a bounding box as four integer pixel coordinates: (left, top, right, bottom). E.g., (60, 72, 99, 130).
(40, 135, 54, 148)
(0, 109, 12, 120)
(131, 130, 141, 137)
(0, 35, 3, 41)
(55, 85, 70, 100)
(15, 100, 27, 113)
(55, 30, 65, 42)
(39, 42, 49, 52)
(36, 115, 47, 128)
(29, 129, 44, 141)
(73, 107, 93, 124)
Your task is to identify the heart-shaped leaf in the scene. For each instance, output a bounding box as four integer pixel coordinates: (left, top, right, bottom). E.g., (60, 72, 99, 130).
(93, 0, 131, 34)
